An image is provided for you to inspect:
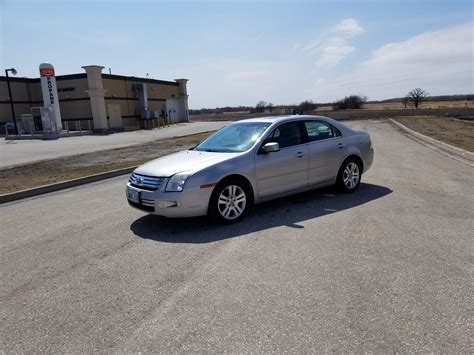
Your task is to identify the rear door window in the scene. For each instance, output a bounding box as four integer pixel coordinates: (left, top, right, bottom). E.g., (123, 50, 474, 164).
(304, 121, 340, 142)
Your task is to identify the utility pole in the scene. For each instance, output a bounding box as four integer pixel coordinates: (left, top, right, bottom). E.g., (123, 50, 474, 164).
(5, 68, 18, 135)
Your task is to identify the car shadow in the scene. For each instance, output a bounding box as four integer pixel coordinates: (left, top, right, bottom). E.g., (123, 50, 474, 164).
(130, 183, 392, 244)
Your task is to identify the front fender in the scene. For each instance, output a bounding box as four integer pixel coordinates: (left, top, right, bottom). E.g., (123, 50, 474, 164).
(185, 153, 257, 193)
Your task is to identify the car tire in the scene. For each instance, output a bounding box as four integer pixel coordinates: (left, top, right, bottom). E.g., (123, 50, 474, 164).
(337, 158, 362, 193)
(208, 178, 251, 224)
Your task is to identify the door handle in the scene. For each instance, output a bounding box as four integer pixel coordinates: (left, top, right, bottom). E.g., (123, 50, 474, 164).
(295, 152, 304, 158)
(337, 143, 345, 149)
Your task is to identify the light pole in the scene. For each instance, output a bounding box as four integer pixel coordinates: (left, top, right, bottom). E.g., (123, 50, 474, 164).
(5, 68, 18, 135)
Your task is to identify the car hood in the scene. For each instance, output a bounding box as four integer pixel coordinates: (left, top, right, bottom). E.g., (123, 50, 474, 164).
(134, 150, 240, 177)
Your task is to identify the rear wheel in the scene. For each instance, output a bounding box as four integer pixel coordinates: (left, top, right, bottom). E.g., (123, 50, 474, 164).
(337, 158, 361, 192)
(209, 179, 251, 224)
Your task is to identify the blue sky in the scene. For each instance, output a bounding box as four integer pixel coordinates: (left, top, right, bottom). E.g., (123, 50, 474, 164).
(1, 0, 473, 108)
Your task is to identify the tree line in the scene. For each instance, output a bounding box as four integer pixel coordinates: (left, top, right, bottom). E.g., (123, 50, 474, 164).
(189, 91, 472, 115)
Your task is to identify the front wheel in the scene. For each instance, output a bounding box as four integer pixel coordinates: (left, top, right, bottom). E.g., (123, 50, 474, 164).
(208, 179, 250, 224)
(337, 159, 362, 193)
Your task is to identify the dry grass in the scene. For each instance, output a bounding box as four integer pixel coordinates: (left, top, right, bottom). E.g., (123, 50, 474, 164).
(0, 132, 213, 195)
(393, 116, 474, 152)
(314, 100, 474, 111)
(192, 108, 474, 122)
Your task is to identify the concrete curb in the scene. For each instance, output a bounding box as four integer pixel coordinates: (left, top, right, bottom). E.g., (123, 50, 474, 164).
(388, 118, 474, 166)
(0, 166, 136, 204)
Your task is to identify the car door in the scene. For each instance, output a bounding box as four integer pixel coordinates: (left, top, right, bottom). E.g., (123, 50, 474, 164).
(303, 120, 346, 186)
(255, 121, 309, 198)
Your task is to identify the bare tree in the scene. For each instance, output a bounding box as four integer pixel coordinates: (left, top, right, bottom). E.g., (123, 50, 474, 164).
(408, 88, 427, 109)
(267, 102, 273, 113)
(256, 101, 267, 113)
(401, 96, 410, 108)
(298, 100, 318, 111)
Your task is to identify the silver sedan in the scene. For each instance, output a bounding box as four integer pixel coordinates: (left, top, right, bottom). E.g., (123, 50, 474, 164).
(126, 115, 374, 223)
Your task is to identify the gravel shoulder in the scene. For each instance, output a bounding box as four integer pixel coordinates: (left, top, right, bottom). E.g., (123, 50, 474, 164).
(0, 132, 212, 195)
(392, 116, 474, 152)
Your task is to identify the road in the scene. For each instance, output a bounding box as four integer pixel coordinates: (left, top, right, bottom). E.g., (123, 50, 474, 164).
(1, 120, 472, 352)
(0, 121, 227, 168)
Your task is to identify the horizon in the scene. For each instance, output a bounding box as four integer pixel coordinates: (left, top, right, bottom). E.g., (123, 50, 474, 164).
(187, 93, 473, 110)
(1, 0, 473, 109)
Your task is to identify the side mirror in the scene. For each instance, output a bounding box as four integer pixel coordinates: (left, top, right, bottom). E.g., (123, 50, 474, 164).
(262, 142, 280, 153)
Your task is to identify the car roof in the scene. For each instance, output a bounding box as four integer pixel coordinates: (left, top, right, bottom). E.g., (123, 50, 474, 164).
(234, 114, 355, 135)
(236, 115, 336, 124)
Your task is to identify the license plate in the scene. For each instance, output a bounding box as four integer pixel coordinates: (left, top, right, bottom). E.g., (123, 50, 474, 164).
(127, 187, 140, 203)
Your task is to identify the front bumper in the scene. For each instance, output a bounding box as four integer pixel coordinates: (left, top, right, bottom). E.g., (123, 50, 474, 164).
(126, 182, 214, 218)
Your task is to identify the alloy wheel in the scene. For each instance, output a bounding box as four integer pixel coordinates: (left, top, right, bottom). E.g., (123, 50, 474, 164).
(217, 185, 247, 220)
(343, 162, 360, 189)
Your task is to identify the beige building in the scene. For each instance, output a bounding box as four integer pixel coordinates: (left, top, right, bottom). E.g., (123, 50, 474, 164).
(0, 65, 189, 133)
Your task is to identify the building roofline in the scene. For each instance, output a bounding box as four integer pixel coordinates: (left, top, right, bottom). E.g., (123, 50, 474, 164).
(0, 73, 88, 82)
(56, 73, 88, 81)
(0, 76, 40, 83)
(102, 74, 179, 86)
(0, 73, 180, 86)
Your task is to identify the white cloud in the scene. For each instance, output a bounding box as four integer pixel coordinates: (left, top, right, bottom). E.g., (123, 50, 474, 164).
(334, 18, 365, 37)
(314, 37, 355, 67)
(301, 18, 364, 68)
(312, 22, 474, 101)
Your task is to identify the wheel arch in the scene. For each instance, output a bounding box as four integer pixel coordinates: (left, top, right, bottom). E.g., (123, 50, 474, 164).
(213, 174, 255, 204)
(207, 173, 255, 221)
(340, 154, 364, 174)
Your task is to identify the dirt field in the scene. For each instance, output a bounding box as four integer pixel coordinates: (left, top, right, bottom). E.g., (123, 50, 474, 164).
(0, 132, 212, 195)
(315, 100, 474, 111)
(190, 108, 474, 122)
(393, 116, 474, 152)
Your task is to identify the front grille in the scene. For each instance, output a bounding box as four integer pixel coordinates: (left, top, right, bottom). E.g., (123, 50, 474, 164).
(128, 200, 155, 212)
(129, 173, 165, 191)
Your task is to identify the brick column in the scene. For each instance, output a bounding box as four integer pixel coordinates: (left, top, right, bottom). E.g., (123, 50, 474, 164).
(82, 65, 108, 131)
(174, 79, 189, 122)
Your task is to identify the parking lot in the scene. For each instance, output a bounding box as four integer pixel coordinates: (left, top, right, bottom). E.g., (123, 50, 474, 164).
(1, 119, 472, 352)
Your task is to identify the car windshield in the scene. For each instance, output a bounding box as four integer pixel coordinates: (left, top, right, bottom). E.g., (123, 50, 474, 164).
(194, 122, 271, 153)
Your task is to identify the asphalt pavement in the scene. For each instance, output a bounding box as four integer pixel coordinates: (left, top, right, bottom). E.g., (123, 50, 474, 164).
(0, 120, 472, 352)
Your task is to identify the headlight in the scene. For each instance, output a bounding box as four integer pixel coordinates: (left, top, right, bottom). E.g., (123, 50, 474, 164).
(166, 172, 193, 192)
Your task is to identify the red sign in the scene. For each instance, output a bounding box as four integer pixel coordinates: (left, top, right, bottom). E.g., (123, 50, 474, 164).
(40, 68, 55, 77)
